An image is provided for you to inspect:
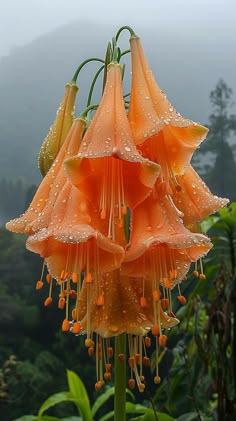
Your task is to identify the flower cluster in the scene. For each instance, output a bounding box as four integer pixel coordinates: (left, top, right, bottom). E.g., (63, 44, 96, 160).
(7, 28, 228, 392)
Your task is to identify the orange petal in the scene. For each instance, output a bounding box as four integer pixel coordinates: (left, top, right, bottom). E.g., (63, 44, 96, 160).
(77, 272, 179, 338)
(128, 37, 208, 184)
(26, 227, 124, 280)
(65, 64, 160, 213)
(172, 165, 229, 224)
(122, 194, 212, 284)
(6, 118, 86, 234)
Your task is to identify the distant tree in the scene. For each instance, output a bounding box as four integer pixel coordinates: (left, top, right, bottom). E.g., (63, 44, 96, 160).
(193, 79, 236, 201)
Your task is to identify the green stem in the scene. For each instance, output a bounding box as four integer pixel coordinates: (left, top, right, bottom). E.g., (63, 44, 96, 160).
(116, 26, 137, 40)
(71, 58, 105, 82)
(86, 65, 104, 107)
(114, 334, 126, 421)
(79, 104, 98, 119)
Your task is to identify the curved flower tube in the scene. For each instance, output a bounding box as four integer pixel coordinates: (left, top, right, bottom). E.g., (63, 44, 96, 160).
(65, 63, 160, 240)
(172, 165, 229, 224)
(39, 82, 78, 176)
(128, 36, 208, 190)
(6, 118, 86, 234)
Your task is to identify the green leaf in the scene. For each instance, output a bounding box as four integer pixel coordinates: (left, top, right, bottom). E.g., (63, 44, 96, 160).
(92, 386, 134, 417)
(66, 370, 92, 421)
(98, 411, 115, 421)
(13, 417, 38, 421)
(38, 391, 78, 417)
(62, 418, 83, 421)
(125, 403, 174, 420)
(38, 417, 62, 421)
(176, 412, 199, 421)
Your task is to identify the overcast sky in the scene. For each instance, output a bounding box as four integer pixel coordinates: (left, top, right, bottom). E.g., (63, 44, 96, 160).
(0, 0, 235, 57)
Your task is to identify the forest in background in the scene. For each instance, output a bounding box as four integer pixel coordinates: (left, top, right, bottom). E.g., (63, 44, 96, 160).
(0, 80, 236, 420)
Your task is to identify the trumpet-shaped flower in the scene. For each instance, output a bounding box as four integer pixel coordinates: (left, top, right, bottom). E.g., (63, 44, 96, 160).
(39, 82, 78, 176)
(75, 270, 179, 338)
(65, 63, 160, 241)
(128, 36, 208, 190)
(172, 165, 229, 224)
(6, 118, 86, 235)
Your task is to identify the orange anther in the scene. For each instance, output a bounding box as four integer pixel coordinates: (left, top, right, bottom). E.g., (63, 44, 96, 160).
(143, 356, 150, 367)
(139, 375, 145, 382)
(135, 354, 141, 365)
(58, 297, 65, 309)
(128, 378, 135, 389)
(161, 298, 169, 311)
(154, 375, 161, 384)
(163, 278, 171, 288)
(170, 269, 177, 279)
(85, 338, 93, 348)
(72, 308, 78, 320)
(107, 347, 114, 358)
(72, 321, 81, 334)
(36, 280, 44, 290)
(153, 290, 161, 301)
(105, 363, 112, 372)
(44, 296, 52, 306)
(140, 296, 147, 307)
(152, 324, 159, 336)
(193, 270, 199, 278)
(85, 272, 92, 283)
(96, 294, 104, 306)
(95, 381, 103, 391)
(199, 274, 206, 280)
(118, 353, 125, 363)
(128, 357, 135, 369)
(138, 383, 145, 393)
(72, 272, 78, 283)
(69, 289, 77, 299)
(159, 335, 167, 348)
(88, 347, 94, 357)
(62, 319, 70, 332)
(104, 372, 111, 381)
(177, 295, 187, 305)
(46, 274, 52, 284)
(144, 337, 151, 347)
(60, 270, 68, 280)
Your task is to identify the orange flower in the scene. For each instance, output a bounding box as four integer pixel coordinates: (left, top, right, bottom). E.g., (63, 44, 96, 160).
(65, 63, 160, 240)
(75, 271, 179, 338)
(128, 36, 208, 191)
(172, 165, 229, 224)
(39, 82, 78, 176)
(6, 118, 86, 235)
(26, 187, 124, 280)
(123, 193, 212, 286)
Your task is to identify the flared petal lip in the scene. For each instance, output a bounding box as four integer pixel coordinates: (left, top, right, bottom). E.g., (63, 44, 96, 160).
(124, 233, 212, 262)
(26, 225, 124, 256)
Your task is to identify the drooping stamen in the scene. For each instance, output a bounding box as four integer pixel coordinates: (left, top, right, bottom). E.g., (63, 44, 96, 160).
(100, 157, 127, 240)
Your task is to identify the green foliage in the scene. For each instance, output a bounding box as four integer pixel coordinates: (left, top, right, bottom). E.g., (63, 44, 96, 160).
(193, 79, 236, 201)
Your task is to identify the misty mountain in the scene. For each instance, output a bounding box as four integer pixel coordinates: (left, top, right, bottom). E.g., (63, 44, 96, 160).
(0, 20, 235, 184)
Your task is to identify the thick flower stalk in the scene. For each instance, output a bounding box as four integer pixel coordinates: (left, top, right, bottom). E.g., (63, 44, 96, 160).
(6, 26, 228, 404)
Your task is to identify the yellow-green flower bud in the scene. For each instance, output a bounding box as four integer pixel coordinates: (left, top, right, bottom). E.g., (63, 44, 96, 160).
(38, 82, 78, 177)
